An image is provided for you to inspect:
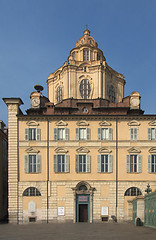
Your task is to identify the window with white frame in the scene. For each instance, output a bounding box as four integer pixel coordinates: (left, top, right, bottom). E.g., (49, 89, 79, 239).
(75, 154, 90, 173)
(98, 128, 113, 140)
(53, 154, 69, 173)
(148, 155, 156, 173)
(148, 128, 156, 140)
(24, 155, 41, 173)
(97, 154, 113, 173)
(126, 154, 142, 173)
(54, 128, 69, 140)
(130, 128, 138, 140)
(83, 49, 89, 61)
(25, 128, 40, 141)
(75, 128, 90, 140)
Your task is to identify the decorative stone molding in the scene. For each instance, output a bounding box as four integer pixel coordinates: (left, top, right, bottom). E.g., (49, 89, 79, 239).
(26, 120, 39, 126)
(76, 147, 90, 153)
(99, 121, 111, 126)
(56, 120, 68, 126)
(25, 147, 40, 154)
(130, 91, 141, 109)
(98, 147, 112, 154)
(148, 120, 156, 126)
(128, 120, 140, 126)
(54, 147, 68, 154)
(76, 120, 89, 126)
(149, 147, 156, 153)
(79, 75, 92, 81)
(127, 147, 141, 154)
(72, 181, 95, 194)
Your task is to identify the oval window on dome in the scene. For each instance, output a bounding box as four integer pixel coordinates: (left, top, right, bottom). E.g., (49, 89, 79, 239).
(80, 79, 91, 99)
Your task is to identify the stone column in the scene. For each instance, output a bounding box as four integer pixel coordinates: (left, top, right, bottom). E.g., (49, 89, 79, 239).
(3, 98, 23, 223)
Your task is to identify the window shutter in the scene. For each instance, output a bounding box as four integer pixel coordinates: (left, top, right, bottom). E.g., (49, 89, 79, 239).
(36, 128, 41, 141)
(137, 155, 142, 173)
(65, 155, 70, 173)
(54, 128, 58, 140)
(65, 128, 69, 140)
(24, 155, 29, 173)
(25, 128, 29, 141)
(130, 128, 133, 140)
(148, 155, 152, 173)
(54, 155, 58, 173)
(134, 128, 138, 140)
(126, 155, 130, 173)
(86, 155, 91, 172)
(108, 155, 113, 173)
(98, 128, 101, 140)
(75, 155, 79, 172)
(109, 128, 113, 140)
(148, 128, 151, 140)
(75, 128, 79, 140)
(36, 155, 41, 173)
(87, 128, 90, 140)
(97, 155, 101, 172)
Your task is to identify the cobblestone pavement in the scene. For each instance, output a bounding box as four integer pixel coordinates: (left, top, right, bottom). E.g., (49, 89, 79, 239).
(0, 222, 156, 240)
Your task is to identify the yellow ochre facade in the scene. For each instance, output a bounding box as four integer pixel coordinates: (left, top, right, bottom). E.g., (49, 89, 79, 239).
(3, 29, 156, 224)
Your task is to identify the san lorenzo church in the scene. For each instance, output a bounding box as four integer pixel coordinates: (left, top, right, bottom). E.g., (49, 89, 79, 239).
(4, 29, 156, 223)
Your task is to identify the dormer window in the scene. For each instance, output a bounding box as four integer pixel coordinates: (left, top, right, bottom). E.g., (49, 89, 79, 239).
(97, 52, 101, 60)
(81, 40, 84, 44)
(83, 49, 89, 61)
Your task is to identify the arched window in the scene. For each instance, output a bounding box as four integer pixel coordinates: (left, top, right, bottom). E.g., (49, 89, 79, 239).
(97, 52, 101, 60)
(56, 86, 62, 103)
(79, 185, 87, 191)
(83, 49, 89, 61)
(109, 85, 116, 103)
(80, 79, 91, 99)
(124, 187, 142, 196)
(23, 187, 41, 196)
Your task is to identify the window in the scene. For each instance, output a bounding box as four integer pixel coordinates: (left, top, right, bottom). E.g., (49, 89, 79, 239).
(124, 187, 142, 196)
(109, 85, 116, 103)
(23, 187, 41, 196)
(98, 128, 113, 140)
(82, 107, 88, 113)
(83, 49, 89, 61)
(56, 86, 62, 103)
(79, 79, 91, 99)
(126, 155, 142, 173)
(97, 155, 113, 173)
(72, 52, 76, 60)
(148, 128, 156, 140)
(79, 185, 87, 191)
(25, 128, 40, 141)
(54, 155, 69, 173)
(97, 52, 101, 60)
(75, 128, 90, 140)
(84, 66, 86, 72)
(54, 128, 69, 140)
(148, 155, 156, 173)
(75, 154, 90, 173)
(24, 155, 41, 173)
(130, 128, 138, 140)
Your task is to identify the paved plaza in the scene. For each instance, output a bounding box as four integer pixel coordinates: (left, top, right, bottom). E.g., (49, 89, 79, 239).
(0, 222, 156, 240)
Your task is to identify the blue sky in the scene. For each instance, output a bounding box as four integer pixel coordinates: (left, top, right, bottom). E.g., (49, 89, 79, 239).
(1, 0, 156, 124)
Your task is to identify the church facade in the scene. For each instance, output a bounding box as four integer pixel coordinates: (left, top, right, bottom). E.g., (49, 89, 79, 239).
(3, 29, 156, 224)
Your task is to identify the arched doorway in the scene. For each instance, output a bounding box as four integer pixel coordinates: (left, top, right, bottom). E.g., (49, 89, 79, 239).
(124, 187, 142, 220)
(72, 181, 95, 223)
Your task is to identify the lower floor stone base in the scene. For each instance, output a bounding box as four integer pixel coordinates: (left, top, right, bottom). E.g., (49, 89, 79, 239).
(9, 180, 156, 224)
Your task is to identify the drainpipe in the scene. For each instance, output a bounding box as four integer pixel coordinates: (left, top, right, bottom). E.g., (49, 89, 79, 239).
(116, 117, 118, 221)
(47, 119, 49, 223)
